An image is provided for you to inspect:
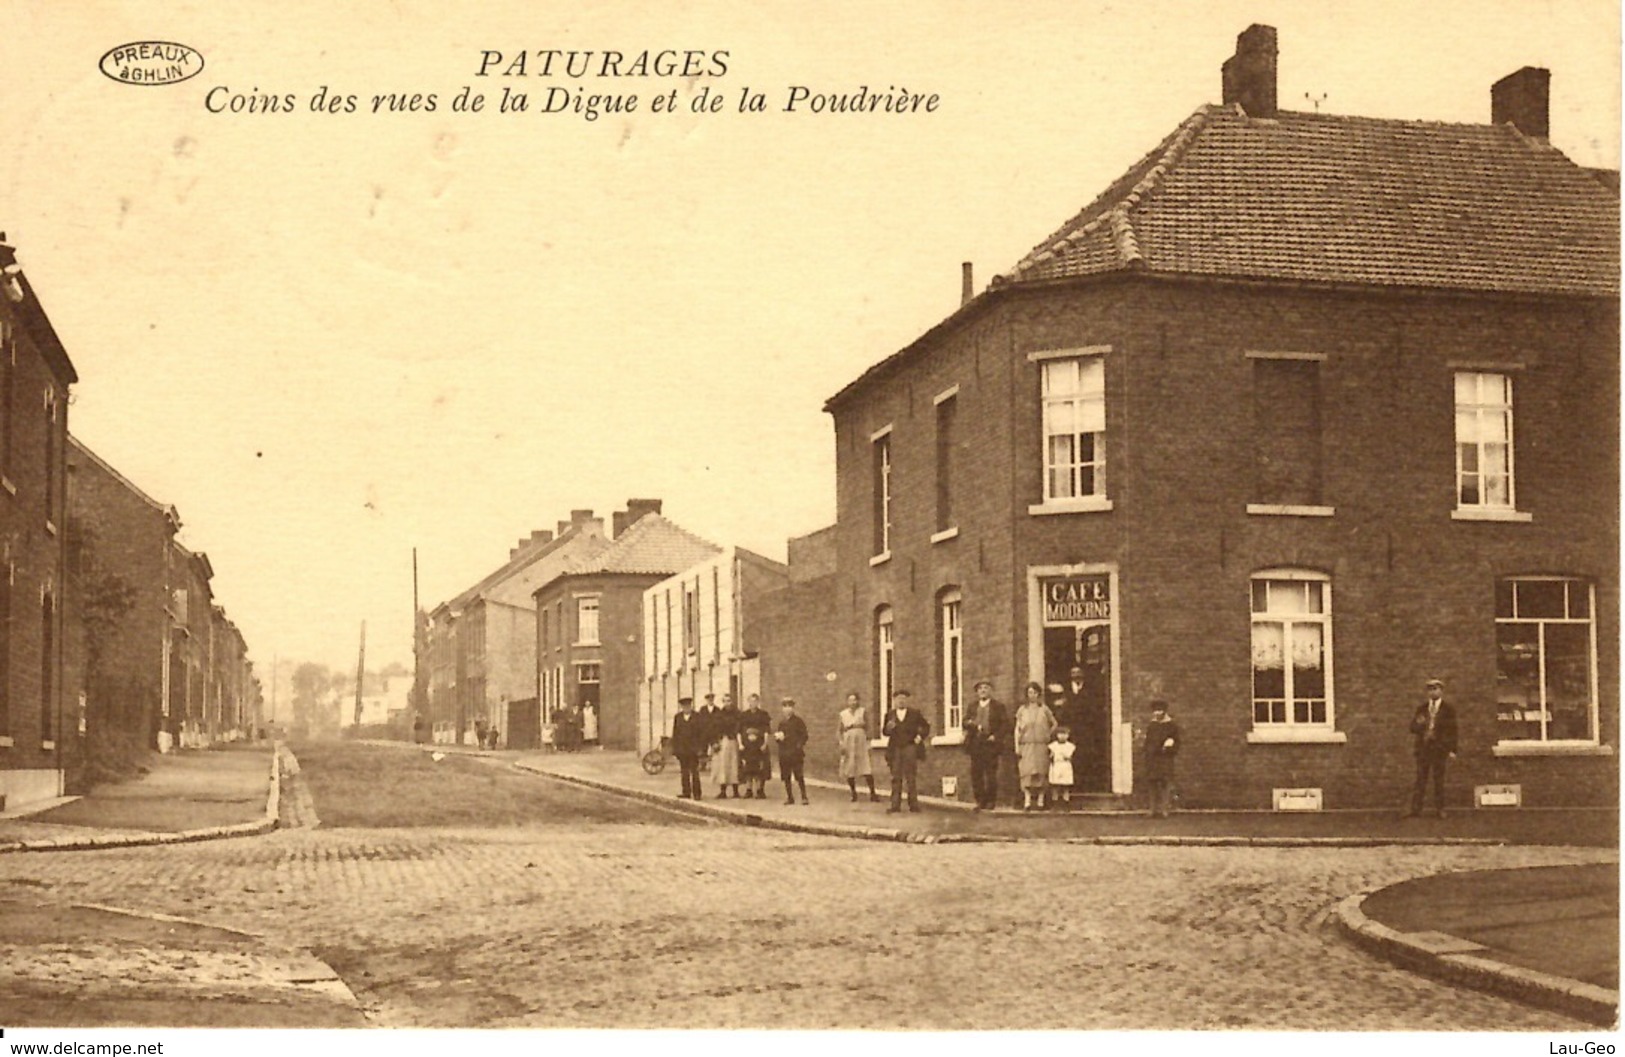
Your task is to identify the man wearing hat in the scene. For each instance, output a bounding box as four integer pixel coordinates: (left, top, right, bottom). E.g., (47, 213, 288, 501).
(670, 697, 707, 800)
(882, 689, 931, 813)
(962, 678, 1008, 811)
(1406, 678, 1458, 818)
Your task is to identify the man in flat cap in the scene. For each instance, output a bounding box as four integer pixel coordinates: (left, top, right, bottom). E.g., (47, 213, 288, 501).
(1406, 678, 1457, 818)
(962, 678, 1008, 811)
(882, 689, 931, 813)
(670, 697, 706, 800)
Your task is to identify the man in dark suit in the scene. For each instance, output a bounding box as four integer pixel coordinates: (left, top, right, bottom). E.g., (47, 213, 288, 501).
(670, 697, 706, 800)
(883, 689, 931, 813)
(962, 678, 1008, 811)
(1406, 678, 1458, 818)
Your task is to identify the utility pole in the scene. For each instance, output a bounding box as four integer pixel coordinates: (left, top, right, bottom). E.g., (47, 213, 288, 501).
(354, 622, 367, 727)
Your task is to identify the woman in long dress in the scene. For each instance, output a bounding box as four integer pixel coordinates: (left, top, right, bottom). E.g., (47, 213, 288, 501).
(1013, 681, 1057, 811)
(837, 692, 878, 802)
(710, 695, 742, 799)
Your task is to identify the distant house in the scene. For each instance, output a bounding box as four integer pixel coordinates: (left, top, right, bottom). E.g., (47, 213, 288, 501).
(0, 237, 77, 808)
(65, 438, 258, 770)
(638, 545, 789, 753)
(816, 27, 1618, 809)
(535, 505, 719, 751)
(424, 508, 610, 746)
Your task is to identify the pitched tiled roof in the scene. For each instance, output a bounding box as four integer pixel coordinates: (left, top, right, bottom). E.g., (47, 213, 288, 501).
(1005, 104, 1620, 297)
(564, 514, 721, 577)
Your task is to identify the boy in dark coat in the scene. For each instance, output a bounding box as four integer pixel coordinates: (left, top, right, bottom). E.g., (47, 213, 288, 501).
(1143, 699, 1180, 818)
(776, 697, 810, 804)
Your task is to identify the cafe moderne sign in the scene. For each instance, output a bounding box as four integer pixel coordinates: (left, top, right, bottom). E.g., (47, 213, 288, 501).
(1043, 575, 1111, 623)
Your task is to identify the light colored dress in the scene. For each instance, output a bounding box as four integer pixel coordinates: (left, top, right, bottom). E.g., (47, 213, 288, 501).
(1014, 702, 1057, 790)
(712, 708, 741, 786)
(838, 707, 873, 778)
(1048, 740, 1076, 786)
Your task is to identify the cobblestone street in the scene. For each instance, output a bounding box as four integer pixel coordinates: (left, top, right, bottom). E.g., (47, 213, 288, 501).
(0, 772, 1612, 1030)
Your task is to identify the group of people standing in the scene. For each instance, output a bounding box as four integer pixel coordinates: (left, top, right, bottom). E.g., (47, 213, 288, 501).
(668, 692, 811, 805)
(670, 680, 1184, 814)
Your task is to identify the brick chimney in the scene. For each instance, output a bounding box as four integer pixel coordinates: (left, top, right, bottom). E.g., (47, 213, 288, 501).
(1493, 66, 1550, 140)
(961, 262, 973, 305)
(614, 498, 663, 537)
(1222, 24, 1278, 118)
(557, 509, 599, 537)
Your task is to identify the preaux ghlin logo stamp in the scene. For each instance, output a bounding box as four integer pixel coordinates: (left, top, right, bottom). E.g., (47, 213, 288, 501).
(99, 41, 204, 86)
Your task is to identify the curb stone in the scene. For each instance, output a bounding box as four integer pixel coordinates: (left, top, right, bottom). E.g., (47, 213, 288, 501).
(0, 746, 282, 854)
(509, 759, 1505, 848)
(1333, 890, 1618, 1027)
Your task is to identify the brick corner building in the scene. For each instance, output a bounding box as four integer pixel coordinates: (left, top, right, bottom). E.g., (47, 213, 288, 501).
(819, 26, 1619, 810)
(0, 237, 77, 809)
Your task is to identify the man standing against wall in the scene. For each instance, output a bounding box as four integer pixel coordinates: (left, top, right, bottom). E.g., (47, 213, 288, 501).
(962, 679, 1007, 811)
(1405, 678, 1458, 818)
(883, 689, 931, 814)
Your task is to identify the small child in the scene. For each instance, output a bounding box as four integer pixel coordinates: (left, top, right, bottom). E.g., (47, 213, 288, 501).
(1047, 726, 1076, 808)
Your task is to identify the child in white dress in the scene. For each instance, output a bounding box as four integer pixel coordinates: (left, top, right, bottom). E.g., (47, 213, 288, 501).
(1047, 727, 1077, 808)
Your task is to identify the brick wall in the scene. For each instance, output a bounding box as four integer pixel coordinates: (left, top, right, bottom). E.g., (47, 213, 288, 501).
(824, 275, 1618, 808)
(65, 443, 174, 754)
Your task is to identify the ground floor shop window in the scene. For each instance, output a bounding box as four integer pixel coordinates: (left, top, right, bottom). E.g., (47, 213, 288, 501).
(1495, 577, 1597, 743)
(1251, 570, 1333, 729)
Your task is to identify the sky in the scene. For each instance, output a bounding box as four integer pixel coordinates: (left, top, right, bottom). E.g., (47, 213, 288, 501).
(0, 0, 1617, 675)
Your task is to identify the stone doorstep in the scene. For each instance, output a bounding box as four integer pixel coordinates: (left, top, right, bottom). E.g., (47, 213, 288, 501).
(1402, 930, 1490, 955)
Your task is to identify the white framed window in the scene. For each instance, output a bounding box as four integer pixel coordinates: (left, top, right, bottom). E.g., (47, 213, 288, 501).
(575, 662, 601, 685)
(1041, 355, 1105, 503)
(939, 589, 963, 736)
(576, 595, 600, 645)
(874, 605, 894, 729)
(872, 428, 893, 559)
(1455, 371, 1516, 511)
(1495, 578, 1599, 746)
(1250, 570, 1334, 731)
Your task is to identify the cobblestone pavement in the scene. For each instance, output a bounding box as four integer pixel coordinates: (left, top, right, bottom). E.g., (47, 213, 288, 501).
(0, 817, 1612, 1030)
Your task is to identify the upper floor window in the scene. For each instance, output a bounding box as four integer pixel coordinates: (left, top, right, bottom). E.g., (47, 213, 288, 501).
(577, 596, 600, 645)
(0, 561, 10, 737)
(1041, 355, 1105, 503)
(1251, 570, 1333, 731)
(43, 387, 58, 527)
(872, 428, 893, 559)
(1252, 356, 1323, 507)
(1495, 577, 1597, 745)
(0, 320, 13, 482)
(935, 390, 958, 535)
(1455, 372, 1515, 511)
(938, 589, 963, 736)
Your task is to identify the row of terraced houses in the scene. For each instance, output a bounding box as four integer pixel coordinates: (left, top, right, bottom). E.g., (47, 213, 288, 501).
(0, 238, 262, 810)
(424, 26, 1617, 810)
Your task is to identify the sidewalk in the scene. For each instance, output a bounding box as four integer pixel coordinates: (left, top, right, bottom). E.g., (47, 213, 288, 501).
(503, 744, 1619, 1026)
(0, 742, 278, 851)
(505, 744, 1619, 848)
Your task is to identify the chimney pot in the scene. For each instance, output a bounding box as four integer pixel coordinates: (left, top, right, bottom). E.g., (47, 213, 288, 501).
(1221, 24, 1278, 118)
(1492, 66, 1550, 140)
(961, 262, 973, 305)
